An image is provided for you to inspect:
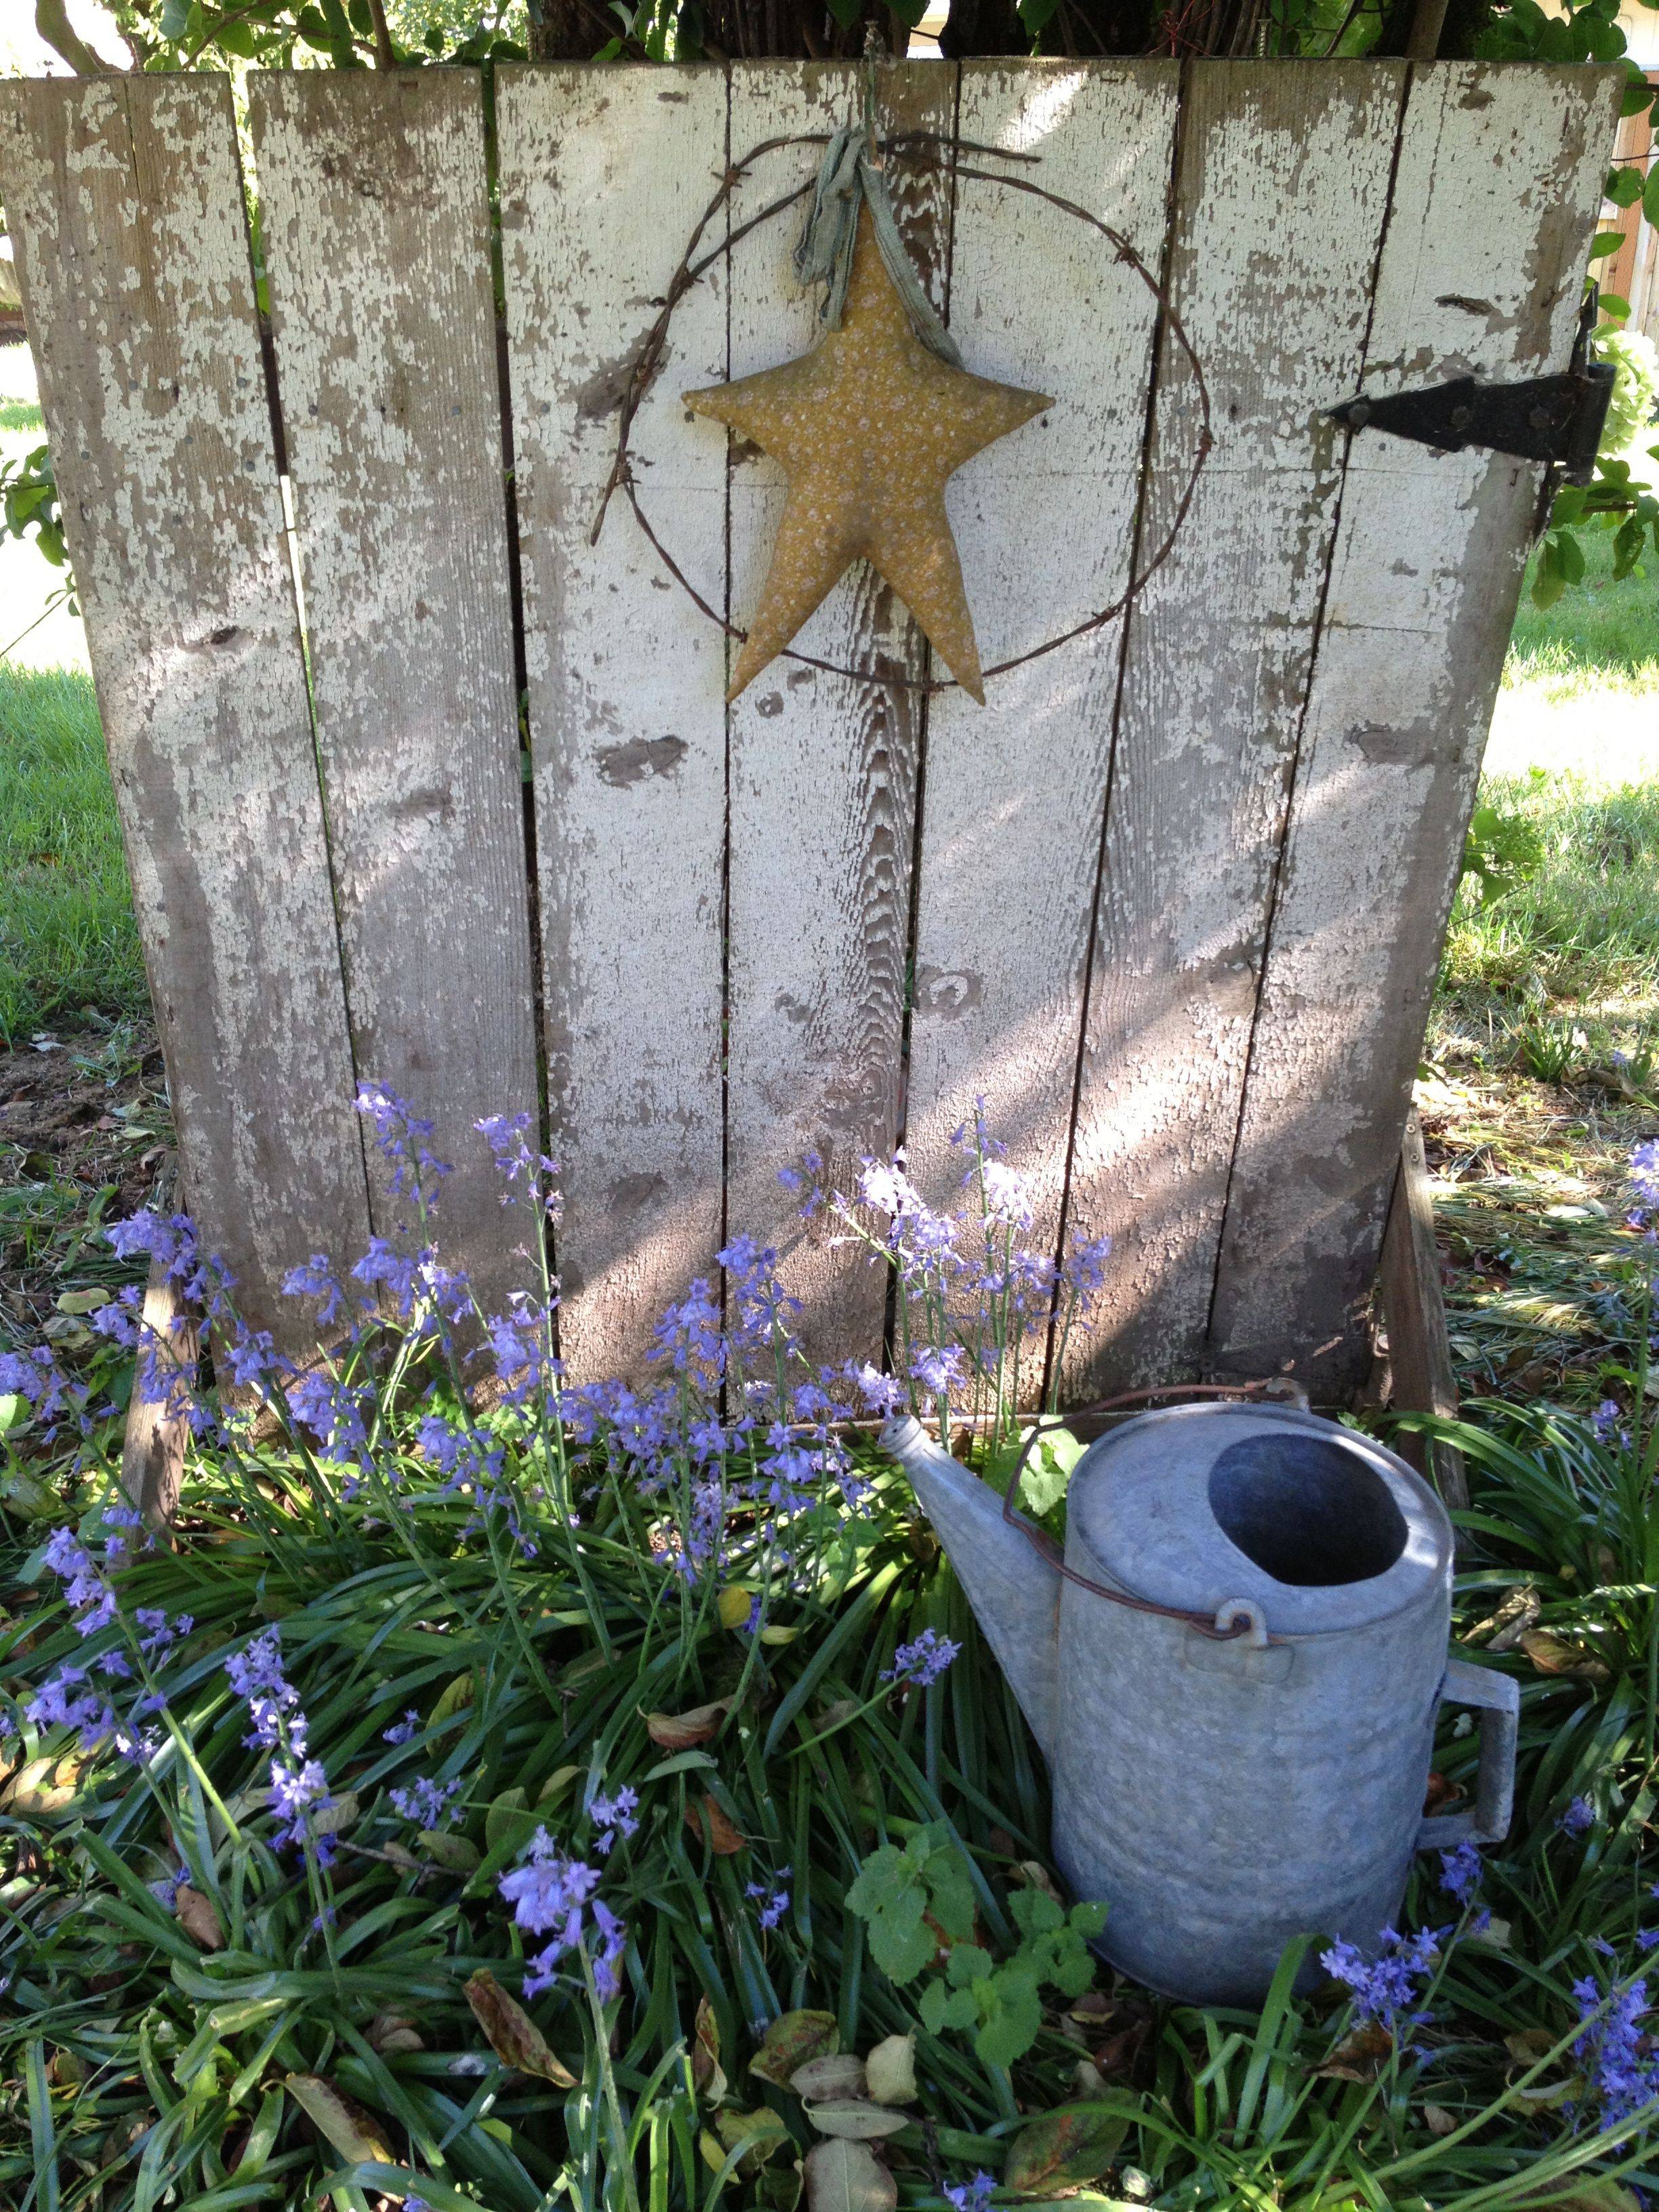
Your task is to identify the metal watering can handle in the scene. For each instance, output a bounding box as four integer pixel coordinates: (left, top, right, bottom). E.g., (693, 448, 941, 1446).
(1416, 1658, 1520, 1849)
(1001, 1378, 1309, 1645)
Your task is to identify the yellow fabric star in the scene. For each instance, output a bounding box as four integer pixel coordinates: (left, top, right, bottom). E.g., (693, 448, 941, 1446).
(684, 205, 1052, 704)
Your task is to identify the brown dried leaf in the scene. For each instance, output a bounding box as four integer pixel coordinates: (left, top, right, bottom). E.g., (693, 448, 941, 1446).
(173, 1885, 225, 1952)
(862, 2034, 916, 2106)
(312, 1789, 359, 1837)
(1004, 2102, 1128, 2193)
(751, 2010, 839, 2088)
(1090, 1996, 1153, 2083)
(1421, 2104, 1456, 2137)
(684, 1792, 744, 1856)
(1467, 1584, 1540, 1652)
(284, 2073, 394, 2165)
(692, 1994, 727, 2104)
(714, 2106, 791, 2173)
(369, 2007, 424, 2055)
(804, 2136, 897, 2212)
(465, 1967, 579, 2086)
(1518, 1628, 1611, 1682)
(1315, 2022, 1394, 2083)
(648, 1700, 731, 1751)
(1506, 2028, 1557, 2063)
(802, 2101, 909, 2141)
(791, 2055, 867, 2102)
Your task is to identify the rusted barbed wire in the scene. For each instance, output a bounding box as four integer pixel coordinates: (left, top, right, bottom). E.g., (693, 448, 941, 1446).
(590, 125, 1212, 696)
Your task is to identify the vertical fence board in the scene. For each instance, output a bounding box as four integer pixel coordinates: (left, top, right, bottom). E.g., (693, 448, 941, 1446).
(723, 60, 954, 1366)
(905, 62, 1179, 1326)
(0, 75, 370, 1345)
(249, 70, 539, 1311)
(1061, 60, 1410, 1396)
(497, 65, 729, 1377)
(1207, 62, 1623, 1395)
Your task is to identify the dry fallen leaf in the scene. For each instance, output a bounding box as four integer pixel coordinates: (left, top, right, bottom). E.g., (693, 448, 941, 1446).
(649, 1700, 732, 1751)
(802, 2100, 908, 2140)
(1518, 1627, 1611, 1683)
(369, 2007, 424, 2055)
(284, 2072, 394, 2165)
(804, 2135, 897, 2212)
(862, 2034, 916, 2106)
(711, 2105, 790, 2175)
(312, 1789, 359, 1837)
(751, 2010, 838, 2087)
(684, 1792, 744, 1855)
(173, 1885, 225, 1952)
(1315, 2022, 1393, 2083)
(464, 1967, 579, 2086)
(692, 1994, 728, 2104)
(1004, 2102, 1128, 2193)
(1421, 2104, 1456, 2137)
(791, 2054, 868, 2102)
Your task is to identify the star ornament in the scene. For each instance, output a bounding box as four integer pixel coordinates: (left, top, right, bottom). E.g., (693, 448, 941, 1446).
(684, 205, 1052, 704)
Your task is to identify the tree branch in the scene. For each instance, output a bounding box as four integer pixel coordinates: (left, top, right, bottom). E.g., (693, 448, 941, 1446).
(35, 0, 117, 74)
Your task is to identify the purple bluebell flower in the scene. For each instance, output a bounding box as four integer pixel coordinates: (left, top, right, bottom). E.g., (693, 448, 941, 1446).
(352, 1235, 422, 1318)
(910, 1345, 968, 1399)
(500, 1828, 622, 1997)
(357, 1082, 451, 1204)
(944, 2173, 996, 2212)
(1631, 1141, 1659, 1212)
(590, 1786, 639, 1855)
(283, 1255, 348, 1327)
(1572, 1969, 1659, 2123)
(1439, 1841, 1482, 1906)
(848, 1361, 905, 1415)
(1560, 1795, 1596, 1837)
(1593, 1399, 1629, 1446)
(390, 1775, 463, 1828)
(1320, 1925, 1443, 2035)
(746, 1868, 792, 1931)
(270, 1756, 333, 1856)
(384, 1710, 419, 1745)
(885, 1629, 961, 1688)
(150, 1867, 184, 1912)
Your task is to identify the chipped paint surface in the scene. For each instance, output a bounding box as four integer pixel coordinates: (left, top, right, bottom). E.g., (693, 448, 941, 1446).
(723, 63, 949, 1371)
(497, 66, 729, 1378)
(0, 62, 1622, 1392)
(905, 61, 1179, 1405)
(0, 75, 371, 1347)
(249, 70, 539, 1315)
(1065, 60, 1412, 1396)
(1206, 61, 1622, 1396)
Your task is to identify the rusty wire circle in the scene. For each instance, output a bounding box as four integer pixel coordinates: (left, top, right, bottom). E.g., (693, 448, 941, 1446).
(591, 127, 1213, 697)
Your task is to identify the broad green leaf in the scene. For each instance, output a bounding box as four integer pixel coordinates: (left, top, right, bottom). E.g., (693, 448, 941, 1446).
(804, 2136, 897, 2212)
(752, 2010, 839, 2087)
(1005, 2103, 1128, 2194)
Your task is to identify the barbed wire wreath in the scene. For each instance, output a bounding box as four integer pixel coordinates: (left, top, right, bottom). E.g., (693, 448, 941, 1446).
(590, 127, 1212, 697)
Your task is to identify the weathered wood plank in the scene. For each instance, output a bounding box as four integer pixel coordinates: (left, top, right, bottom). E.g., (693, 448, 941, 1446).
(1206, 60, 1622, 1395)
(0, 75, 371, 1344)
(1060, 60, 1412, 1398)
(497, 64, 729, 1377)
(724, 59, 954, 1368)
(120, 1258, 201, 1530)
(248, 70, 539, 1312)
(1380, 1107, 1468, 1513)
(905, 61, 1179, 1391)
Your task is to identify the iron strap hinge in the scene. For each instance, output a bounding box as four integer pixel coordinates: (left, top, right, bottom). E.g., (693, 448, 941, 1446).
(1326, 360, 1615, 486)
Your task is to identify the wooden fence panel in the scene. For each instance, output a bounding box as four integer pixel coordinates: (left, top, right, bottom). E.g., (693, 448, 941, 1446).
(1061, 60, 1410, 1397)
(723, 61, 951, 1366)
(249, 70, 539, 1313)
(0, 75, 371, 1345)
(497, 66, 729, 1375)
(905, 62, 1180, 1340)
(3, 62, 1622, 1395)
(1207, 61, 1624, 1396)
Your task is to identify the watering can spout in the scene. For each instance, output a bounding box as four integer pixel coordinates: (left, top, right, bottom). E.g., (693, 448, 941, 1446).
(881, 1415, 1061, 1761)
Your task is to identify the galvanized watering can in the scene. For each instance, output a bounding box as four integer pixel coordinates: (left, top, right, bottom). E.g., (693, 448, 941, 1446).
(883, 1397, 1517, 2007)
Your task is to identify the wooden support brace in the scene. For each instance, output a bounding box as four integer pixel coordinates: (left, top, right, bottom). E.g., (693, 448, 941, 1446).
(119, 1258, 201, 1531)
(1379, 1105, 1468, 1514)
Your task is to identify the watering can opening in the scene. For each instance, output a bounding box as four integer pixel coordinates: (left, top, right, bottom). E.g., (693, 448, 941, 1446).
(1207, 1432, 1409, 1588)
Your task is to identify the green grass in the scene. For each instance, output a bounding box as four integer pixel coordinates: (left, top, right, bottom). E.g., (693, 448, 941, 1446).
(1508, 526, 1659, 692)
(0, 395, 43, 437)
(0, 663, 147, 1044)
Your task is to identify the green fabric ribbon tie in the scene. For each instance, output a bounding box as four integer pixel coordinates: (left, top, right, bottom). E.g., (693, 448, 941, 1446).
(792, 119, 964, 369)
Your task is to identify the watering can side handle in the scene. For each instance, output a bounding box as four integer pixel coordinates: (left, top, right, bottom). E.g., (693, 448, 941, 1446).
(1415, 1658, 1520, 1852)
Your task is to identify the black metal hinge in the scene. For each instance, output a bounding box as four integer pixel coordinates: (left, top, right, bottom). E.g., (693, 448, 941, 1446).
(1326, 295, 1614, 486)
